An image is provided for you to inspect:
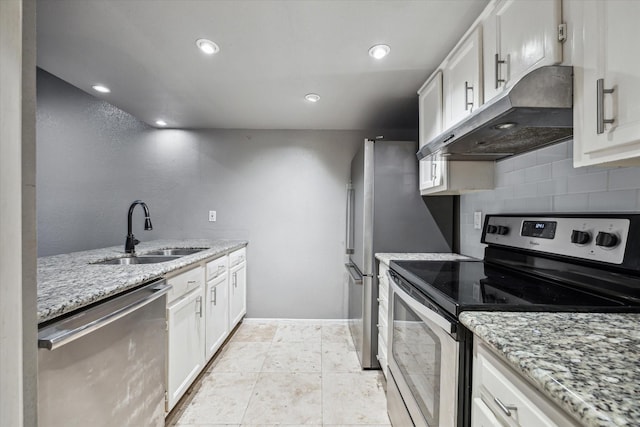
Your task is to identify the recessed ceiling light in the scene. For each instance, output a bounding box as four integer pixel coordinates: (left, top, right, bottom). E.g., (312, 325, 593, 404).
(368, 44, 390, 59)
(305, 93, 320, 103)
(155, 120, 168, 127)
(196, 38, 220, 55)
(92, 84, 111, 93)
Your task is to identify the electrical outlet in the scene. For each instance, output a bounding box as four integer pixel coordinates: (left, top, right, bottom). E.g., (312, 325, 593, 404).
(208, 210, 216, 222)
(474, 211, 482, 230)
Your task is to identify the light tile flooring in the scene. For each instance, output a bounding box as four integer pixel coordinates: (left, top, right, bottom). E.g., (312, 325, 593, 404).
(167, 320, 391, 427)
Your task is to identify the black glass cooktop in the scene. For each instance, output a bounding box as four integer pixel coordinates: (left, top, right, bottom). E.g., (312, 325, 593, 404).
(389, 260, 640, 317)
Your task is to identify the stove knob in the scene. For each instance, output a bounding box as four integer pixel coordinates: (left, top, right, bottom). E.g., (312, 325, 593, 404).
(571, 230, 591, 245)
(496, 225, 510, 235)
(595, 231, 618, 248)
(486, 225, 498, 234)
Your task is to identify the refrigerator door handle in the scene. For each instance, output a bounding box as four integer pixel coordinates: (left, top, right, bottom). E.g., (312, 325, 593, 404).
(346, 183, 355, 254)
(345, 263, 363, 285)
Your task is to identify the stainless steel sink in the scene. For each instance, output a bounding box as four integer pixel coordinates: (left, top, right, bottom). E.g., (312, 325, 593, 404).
(143, 248, 207, 256)
(92, 255, 181, 265)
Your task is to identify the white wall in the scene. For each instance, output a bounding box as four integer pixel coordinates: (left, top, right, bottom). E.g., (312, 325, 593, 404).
(37, 70, 416, 318)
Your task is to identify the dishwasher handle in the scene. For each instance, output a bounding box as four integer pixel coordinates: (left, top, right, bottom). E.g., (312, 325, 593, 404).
(38, 279, 171, 351)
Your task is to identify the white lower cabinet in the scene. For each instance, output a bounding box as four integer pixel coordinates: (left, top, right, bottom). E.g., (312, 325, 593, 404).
(165, 247, 247, 414)
(229, 248, 247, 328)
(376, 260, 390, 378)
(166, 266, 205, 412)
(205, 271, 229, 360)
(472, 341, 579, 427)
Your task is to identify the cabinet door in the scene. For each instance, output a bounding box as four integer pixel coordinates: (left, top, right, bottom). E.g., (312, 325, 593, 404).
(229, 262, 246, 328)
(167, 287, 205, 411)
(205, 274, 229, 360)
(444, 27, 482, 129)
(418, 72, 444, 192)
(420, 152, 447, 194)
(574, 0, 640, 166)
(418, 71, 443, 148)
(485, 0, 562, 102)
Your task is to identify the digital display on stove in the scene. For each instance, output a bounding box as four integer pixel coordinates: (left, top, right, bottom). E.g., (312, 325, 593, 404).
(521, 220, 557, 239)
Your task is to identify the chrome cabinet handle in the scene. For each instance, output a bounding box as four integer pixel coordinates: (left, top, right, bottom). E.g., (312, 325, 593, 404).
(494, 397, 517, 417)
(211, 286, 217, 305)
(465, 81, 474, 111)
(431, 162, 437, 181)
(232, 272, 237, 288)
(495, 53, 506, 89)
(211, 264, 225, 279)
(196, 296, 203, 317)
(597, 78, 615, 134)
(187, 280, 197, 285)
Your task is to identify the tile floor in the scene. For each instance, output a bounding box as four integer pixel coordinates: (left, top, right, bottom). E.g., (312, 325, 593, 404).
(167, 320, 391, 427)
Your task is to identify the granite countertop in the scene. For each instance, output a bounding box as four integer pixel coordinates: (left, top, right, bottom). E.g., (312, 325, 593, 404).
(460, 311, 640, 427)
(38, 239, 247, 324)
(375, 252, 474, 265)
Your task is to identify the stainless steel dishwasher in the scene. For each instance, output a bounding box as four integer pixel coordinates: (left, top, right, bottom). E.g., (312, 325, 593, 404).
(37, 278, 170, 427)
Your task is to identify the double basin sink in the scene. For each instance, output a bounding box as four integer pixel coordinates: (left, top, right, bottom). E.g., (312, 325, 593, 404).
(93, 248, 207, 265)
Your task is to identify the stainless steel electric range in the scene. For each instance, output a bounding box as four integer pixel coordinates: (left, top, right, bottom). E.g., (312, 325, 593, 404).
(386, 213, 640, 427)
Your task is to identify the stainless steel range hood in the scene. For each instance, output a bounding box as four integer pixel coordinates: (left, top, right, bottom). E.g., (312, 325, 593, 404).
(417, 66, 573, 161)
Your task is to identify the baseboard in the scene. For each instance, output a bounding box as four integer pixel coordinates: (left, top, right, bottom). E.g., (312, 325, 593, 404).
(242, 317, 349, 324)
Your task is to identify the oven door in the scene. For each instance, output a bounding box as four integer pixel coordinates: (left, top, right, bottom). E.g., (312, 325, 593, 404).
(388, 274, 459, 427)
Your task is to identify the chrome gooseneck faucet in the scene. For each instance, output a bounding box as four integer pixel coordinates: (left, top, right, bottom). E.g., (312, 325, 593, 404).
(125, 200, 153, 254)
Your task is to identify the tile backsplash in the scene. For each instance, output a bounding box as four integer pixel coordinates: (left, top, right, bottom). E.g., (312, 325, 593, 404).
(459, 140, 640, 258)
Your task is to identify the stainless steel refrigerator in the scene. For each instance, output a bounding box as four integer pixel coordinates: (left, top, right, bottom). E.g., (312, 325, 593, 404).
(345, 138, 454, 369)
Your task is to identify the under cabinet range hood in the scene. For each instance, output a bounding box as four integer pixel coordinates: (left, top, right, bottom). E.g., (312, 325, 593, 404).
(417, 66, 574, 161)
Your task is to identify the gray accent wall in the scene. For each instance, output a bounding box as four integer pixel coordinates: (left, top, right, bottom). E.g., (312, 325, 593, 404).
(460, 140, 640, 258)
(36, 69, 417, 319)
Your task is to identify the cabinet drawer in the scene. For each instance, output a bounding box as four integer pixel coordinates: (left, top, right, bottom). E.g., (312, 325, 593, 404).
(377, 294, 388, 320)
(378, 275, 389, 299)
(229, 247, 246, 267)
(378, 312, 388, 346)
(206, 255, 228, 281)
(377, 332, 388, 378)
(167, 266, 204, 304)
(475, 344, 578, 427)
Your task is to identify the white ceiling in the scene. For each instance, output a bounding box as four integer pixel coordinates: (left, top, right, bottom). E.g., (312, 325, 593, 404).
(36, 0, 489, 130)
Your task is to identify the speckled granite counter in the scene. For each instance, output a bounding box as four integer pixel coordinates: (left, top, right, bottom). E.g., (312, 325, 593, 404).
(38, 239, 247, 324)
(460, 311, 640, 427)
(375, 252, 474, 265)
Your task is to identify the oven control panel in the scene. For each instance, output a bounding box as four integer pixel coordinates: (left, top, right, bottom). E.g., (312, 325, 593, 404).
(482, 215, 630, 264)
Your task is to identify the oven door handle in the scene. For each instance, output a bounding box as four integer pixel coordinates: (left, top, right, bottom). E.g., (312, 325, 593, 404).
(389, 272, 455, 334)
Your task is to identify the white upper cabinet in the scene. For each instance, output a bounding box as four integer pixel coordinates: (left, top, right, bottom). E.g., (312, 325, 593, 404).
(420, 152, 494, 196)
(444, 27, 483, 129)
(418, 72, 443, 192)
(573, 0, 640, 166)
(483, 0, 563, 102)
(418, 71, 443, 149)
